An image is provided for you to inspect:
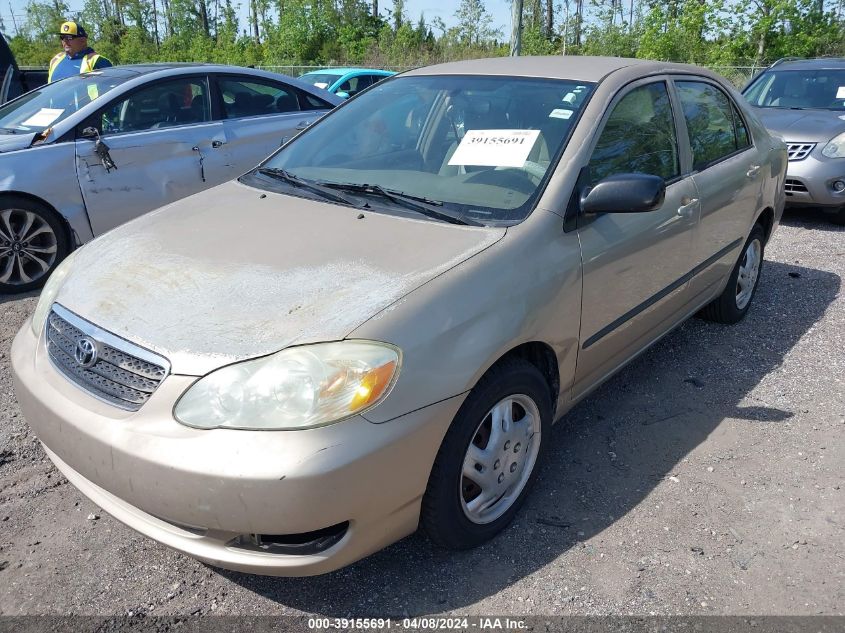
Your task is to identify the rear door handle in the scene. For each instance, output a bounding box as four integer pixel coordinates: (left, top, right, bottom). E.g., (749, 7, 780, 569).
(746, 164, 761, 178)
(211, 140, 225, 148)
(295, 119, 315, 130)
(677, 197, 699, 217)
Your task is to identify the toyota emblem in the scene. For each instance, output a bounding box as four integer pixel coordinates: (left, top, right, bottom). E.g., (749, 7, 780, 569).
(74, 337, 99, 368)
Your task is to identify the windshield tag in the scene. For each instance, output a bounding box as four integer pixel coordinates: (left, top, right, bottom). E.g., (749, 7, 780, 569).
(315, 82, 329, 89)
(549, 108, 574, 120)
(448, 129, 541, 168)
(837, 87, 845, 99)
(21, 108, 64, 128)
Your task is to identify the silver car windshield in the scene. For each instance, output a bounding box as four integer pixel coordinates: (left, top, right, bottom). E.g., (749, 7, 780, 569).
(744, 68, 845, 110)
(0, 71, 136, 134)
(248, 75, 594, 225)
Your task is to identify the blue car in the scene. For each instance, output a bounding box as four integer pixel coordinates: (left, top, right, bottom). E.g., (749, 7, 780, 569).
(299, 67, 396, 99)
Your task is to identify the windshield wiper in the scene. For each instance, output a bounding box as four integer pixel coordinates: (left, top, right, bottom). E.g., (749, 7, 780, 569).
(0, 127, 20, 134)
(255, 168, 357, 206)
(323, 182, 482, 227)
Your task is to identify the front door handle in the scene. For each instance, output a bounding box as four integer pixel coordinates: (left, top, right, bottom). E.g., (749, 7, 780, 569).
(677, 197, 699, 217)
(212, 140, 225, 148)
(192, 146, 206, 182)
(746, 164, 761, 178)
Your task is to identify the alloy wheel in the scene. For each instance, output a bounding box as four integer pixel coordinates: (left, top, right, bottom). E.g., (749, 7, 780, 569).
(0, 209, 59, 287)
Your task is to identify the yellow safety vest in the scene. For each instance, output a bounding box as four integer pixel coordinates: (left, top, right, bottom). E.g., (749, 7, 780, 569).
(47, 51, 102, 83)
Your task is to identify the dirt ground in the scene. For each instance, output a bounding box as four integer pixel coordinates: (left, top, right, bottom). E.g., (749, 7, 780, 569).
(0, 208, 842, 618)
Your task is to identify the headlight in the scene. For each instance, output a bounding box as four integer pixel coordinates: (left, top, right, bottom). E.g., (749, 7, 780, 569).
(30, 249, 79, 337)
(822, 132, 845, 158)
(174, 341, 401, 430)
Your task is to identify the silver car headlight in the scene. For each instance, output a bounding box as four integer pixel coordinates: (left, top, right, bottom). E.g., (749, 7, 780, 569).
(174, 341, 401, 430)
(822, 132, 845, 158)
(30, 249, 79, 337)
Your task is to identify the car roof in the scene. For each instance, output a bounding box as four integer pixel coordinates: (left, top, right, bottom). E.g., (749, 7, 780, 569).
(302, 67, 393, 76)
(766, 57, 845, 70)
(403, 55, 719, 83)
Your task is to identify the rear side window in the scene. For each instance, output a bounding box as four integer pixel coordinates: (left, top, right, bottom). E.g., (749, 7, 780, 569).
(676, 81, 748, 170)
(219, 77, 300, 118)
(589, 82, 680, 184)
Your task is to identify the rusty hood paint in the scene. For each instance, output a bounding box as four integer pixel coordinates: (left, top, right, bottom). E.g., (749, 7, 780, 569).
(55, 181, 506, 375)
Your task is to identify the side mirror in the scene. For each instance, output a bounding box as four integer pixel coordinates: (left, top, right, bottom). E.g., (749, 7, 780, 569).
(580, 173, 666, 214)
(81, 126, 99, 139)
(335, 91, 350, 100)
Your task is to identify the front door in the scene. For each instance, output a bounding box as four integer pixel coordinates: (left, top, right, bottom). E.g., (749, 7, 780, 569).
(75, 75, 229, 236)
(573, 79, 700, 399)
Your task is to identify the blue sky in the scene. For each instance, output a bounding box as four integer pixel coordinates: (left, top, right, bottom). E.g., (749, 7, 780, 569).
(2, 0, 515, 35)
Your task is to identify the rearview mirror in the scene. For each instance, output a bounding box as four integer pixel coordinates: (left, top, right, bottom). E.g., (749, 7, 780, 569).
(580, 173, 666, 214)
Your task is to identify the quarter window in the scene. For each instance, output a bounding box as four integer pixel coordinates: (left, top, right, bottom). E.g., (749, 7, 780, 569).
(589, 82, 680, 184)
(676, 81, 748, 170)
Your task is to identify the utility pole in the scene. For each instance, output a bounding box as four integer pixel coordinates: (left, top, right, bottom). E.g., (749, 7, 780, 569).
(510, 0, 523, 56)
(8, 3, 18, 34)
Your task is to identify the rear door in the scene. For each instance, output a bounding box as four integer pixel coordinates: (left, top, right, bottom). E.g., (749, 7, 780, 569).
(573, 78, 700, 399)
(214, 74, 333, 171)
(75, 74, 228, 235)
(672, 78, 762, 296)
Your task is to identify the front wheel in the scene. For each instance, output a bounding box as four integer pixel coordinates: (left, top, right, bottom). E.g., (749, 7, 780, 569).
(698, 224, 765, 324)
(421, 359, 551, 550)
(0, 197, 69, 294)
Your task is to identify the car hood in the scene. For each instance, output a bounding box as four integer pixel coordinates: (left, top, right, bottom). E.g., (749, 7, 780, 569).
(752, 107, 845, 143)
(0, 132, 35, 153)
(55, 181, 506, 375)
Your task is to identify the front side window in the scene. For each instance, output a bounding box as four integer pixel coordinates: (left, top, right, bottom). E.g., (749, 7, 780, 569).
(589, 82, 680, 184)
(338, 75, 372, 96)
(99, 77, 209, 135)
(676, 81, 742, 170)
(242, 75, 595, 225)
(743, 69, 845, 110)
(219, 77, 301, 117)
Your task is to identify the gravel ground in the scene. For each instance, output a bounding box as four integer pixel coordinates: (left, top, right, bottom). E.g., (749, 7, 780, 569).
(0, 208, 842, 618)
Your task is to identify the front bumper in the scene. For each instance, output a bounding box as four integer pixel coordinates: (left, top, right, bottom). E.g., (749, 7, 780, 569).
(11, 321, 463, 576)
(784, 152, 845, 208)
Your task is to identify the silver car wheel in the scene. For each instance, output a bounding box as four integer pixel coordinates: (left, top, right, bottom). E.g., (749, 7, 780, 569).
(735, 238, 761, 310)
(0, 209, 58, 286)
(460, 394, 542, 525)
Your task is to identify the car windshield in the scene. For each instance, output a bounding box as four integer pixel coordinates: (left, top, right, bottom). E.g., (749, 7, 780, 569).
(744, 68, 845, 110)
(299, 73, 342, 90)
(244, 75, 594, 225)
(0, 70, 135, 134)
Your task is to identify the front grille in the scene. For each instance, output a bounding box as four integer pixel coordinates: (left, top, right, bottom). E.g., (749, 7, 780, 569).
(786, 143, 815, 161)
(45, 305, 170, 411)
(784, 178, 809, 194)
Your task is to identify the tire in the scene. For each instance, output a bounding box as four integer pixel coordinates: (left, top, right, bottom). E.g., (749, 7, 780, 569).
(698, 223, 765, 324)
(829, 206, 845, 226)
(421, 359, 552, 550)
(0, 196, 70, 294)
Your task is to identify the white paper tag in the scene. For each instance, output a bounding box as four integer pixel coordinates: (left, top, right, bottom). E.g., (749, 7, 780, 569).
(448, 130, 541, 167)
(314, 82, 329, 89)
(836, 86, 845, 99)
(21, 108, 64, 127)
(549, 108, 574, 120)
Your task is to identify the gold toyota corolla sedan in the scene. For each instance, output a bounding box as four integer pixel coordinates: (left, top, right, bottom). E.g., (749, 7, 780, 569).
(12, 57, 786, 576)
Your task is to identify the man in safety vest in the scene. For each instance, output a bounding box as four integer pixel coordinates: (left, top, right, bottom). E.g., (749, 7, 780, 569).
(48, 21, 112, 83)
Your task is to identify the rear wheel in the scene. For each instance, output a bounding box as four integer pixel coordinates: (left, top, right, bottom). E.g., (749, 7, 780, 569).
(829, 206, 845, 226)
(421, 359, 551, 550)
(698, 223, 765, 324)
(0, 197, 69, 294)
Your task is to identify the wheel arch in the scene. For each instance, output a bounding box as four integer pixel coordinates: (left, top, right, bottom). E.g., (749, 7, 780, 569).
(0, 190, 77, 249)
(754, 206, 775, 244)
(481, 341, 561, 418)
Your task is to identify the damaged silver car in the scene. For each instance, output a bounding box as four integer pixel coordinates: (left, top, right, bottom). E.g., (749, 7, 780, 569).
(0, 63, 339, 292)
